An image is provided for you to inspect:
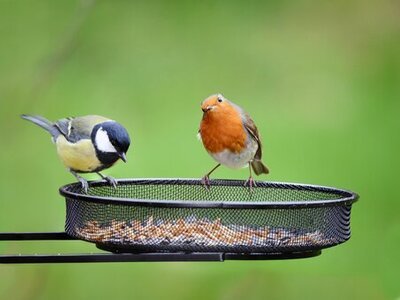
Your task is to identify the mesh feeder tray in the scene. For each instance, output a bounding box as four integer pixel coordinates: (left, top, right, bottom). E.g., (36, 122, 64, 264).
(59, 179, 358, 255)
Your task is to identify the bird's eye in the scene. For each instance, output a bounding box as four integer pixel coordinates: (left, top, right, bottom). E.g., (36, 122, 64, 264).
(217, 96, 223, 103)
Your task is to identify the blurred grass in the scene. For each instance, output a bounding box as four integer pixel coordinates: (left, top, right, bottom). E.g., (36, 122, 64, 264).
(0, 0, 399, 299)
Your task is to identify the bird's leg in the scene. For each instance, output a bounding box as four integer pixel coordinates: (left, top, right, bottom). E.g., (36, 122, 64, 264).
(201, 164, 221, 189)
(70, 170, 89, 193)
(244, 163, 257, 190)
(97, 172, 118, 189)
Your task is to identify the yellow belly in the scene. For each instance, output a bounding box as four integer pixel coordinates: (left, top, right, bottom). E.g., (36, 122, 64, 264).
(56, 136, 102, 172)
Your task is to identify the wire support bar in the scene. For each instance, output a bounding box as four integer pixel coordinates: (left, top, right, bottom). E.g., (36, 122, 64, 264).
(0, 232, 74, 241)
(0, 252, 224, 264)
(0, 251, 321, 264)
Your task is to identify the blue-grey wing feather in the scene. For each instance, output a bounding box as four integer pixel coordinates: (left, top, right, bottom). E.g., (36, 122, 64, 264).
(55, 115, 110, 143)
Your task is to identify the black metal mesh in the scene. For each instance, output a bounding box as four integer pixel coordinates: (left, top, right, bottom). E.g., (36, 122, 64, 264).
(61, 179, 357, 253)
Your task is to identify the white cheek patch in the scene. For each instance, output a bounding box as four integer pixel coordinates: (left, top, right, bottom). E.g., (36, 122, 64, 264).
(95, 128, 117, 153)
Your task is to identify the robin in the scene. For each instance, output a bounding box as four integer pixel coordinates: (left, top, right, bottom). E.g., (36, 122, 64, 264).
(198, 93, 269, 188)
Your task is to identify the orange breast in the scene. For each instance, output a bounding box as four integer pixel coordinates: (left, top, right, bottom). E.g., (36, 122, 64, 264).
(200, 107, 247, 154)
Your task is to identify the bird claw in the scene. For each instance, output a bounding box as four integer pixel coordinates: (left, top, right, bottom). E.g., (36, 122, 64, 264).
(104, 176, 118, 189)
(244, 177, 257, 190)
(96, 172, 118, 189)
(201, 175, 211, 190)
(78, 177, 89, 193)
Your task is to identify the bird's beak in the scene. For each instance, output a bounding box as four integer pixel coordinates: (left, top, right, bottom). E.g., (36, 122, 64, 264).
(201, 105, 213, 113)
(119, 152, 127, 163)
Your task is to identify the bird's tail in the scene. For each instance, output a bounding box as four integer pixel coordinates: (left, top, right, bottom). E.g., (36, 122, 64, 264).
(21, 114, 60, 139)
(251, 160, 269, 176)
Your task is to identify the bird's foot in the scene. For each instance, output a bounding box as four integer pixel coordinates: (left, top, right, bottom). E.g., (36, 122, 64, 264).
(97, 172, 118, 189)
(244, 176, 257, 190)
(104, 176, 118, 189)
(78, 177, 89, 193)
(201, 175, 211, 190)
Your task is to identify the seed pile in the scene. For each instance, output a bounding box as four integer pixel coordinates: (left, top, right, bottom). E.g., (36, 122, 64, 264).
(75, 216, 330, 249)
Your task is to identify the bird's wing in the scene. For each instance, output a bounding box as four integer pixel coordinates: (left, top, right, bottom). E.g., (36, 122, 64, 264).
(55, 115, 110, 143)
(54, 117, 75, 141)
(242, 113, 263, 160)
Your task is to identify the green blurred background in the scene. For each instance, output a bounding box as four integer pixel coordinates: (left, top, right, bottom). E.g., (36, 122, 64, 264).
(0, 0, 399, 299)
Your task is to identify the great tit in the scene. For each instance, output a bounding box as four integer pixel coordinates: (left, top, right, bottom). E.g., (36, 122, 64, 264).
(21, 114, 131, 192)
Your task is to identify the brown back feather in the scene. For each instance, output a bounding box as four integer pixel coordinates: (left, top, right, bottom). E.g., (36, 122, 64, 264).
(243, 113, 263, 160)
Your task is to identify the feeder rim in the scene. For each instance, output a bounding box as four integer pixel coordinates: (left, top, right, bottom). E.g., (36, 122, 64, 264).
(59, 178, 359, 209)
